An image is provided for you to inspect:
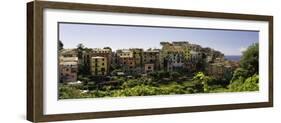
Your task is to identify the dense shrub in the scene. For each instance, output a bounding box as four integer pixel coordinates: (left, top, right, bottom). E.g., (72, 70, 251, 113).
(229, 74, 259, 92)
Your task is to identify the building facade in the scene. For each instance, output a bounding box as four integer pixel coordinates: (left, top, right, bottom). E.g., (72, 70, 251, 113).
(58, 41, 233, 81)
(160, 42, 190, 71)
(130, 48, 143, 68)
(91, 48, 112, 73)
(90, 56, 108, 76)
(59, 56, 78, 83)
(60, 49, 78, 57)
(142, 49, 160, 72)
(144, 63, 154, 73)
(116, 49, 136, 73)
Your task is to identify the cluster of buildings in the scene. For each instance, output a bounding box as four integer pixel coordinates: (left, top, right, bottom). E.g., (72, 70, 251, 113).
(59, 49, 79, 82)
(59, 41, 238, 83)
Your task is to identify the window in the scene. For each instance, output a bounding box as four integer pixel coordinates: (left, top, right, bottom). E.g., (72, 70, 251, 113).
(71, 68, 77, 72)
(101, 68, 105, 72)
(148, 66, 151, 69)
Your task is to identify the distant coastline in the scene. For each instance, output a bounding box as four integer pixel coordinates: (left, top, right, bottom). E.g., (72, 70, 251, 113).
(225, 55, 241, 61)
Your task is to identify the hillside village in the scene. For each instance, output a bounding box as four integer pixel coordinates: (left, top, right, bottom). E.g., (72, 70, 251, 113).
(59, 41, 239, 84)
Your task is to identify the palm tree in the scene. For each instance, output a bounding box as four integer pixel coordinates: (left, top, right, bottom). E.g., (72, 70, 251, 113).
(77, 43, 85, 59)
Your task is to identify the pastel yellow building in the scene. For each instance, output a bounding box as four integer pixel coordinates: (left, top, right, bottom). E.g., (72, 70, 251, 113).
(130, 48, 143, 67)
(91, 56, 108, 76)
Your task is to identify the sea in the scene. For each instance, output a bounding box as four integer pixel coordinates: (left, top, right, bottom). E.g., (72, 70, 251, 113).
(224, 55, 241, 62)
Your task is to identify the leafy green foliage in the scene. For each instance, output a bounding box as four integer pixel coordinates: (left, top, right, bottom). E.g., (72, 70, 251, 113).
(59, 73, 259, 99)
(230, 68, 248, 83)
(229, 74, 259, 92)
(227, 43, 259, 92)
(192, 72, 213, 92)
(59, 43, 260, 99)
(59, 85, 84, 99)
(240, 43, 259, 75)
(170, 71, 181, 80)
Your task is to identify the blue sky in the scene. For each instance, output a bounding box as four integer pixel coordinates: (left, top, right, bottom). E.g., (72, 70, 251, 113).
(59, 23, 258, 56)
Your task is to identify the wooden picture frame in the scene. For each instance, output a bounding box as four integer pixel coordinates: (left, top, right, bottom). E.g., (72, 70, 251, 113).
(27, 1, 273, 122)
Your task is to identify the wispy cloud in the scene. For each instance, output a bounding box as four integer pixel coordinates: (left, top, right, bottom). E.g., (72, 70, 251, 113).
(240, 47, 247, 53)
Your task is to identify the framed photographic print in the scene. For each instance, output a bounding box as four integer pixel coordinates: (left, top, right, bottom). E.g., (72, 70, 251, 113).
(27, 1, 273, 122)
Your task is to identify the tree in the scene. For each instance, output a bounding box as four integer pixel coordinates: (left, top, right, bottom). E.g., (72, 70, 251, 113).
(77, 43, 85, 50)
(76, 43, 89, 75)
(158, 71, 170, 79)
(59, 86, 82, 99)
(240, 43, 259, 76)
(230, 68, 249, 83)
(77, 43, 85, 58)
(121, 79, 139, 89)
(195, 53, 207, 71)
(229, 74, 259, 92)
(103, 47, 112, 50)
(220, 70, 233, 86)
(192, 72, 212, 92)
(227, 43, 259, 92)
(58, 40, 64, 50)
(240, 74, 259, 91)
(77, 43, 85, 65)
(170, 71, 180, 80)
(148, 71, 159, 80)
